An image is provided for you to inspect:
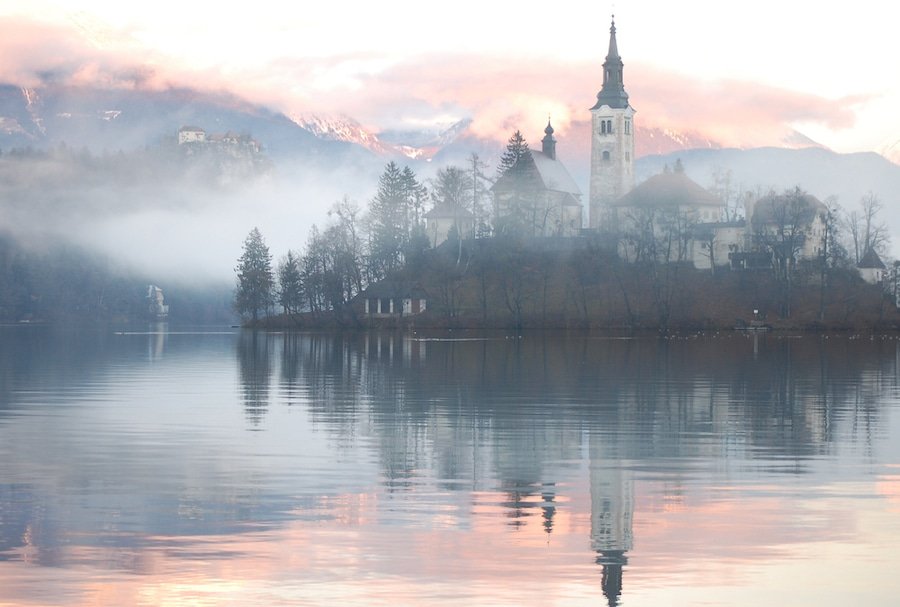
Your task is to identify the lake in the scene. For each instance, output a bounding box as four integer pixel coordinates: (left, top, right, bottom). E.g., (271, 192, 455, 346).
(1, 327, 899, 606)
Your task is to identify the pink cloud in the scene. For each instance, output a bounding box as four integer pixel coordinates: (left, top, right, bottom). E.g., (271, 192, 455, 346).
(324, 54, 867, 150)
(0, 16, 869, 153)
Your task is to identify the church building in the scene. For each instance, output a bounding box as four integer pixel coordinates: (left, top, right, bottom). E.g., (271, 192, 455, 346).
(589, 17, 635, 231)
(490, 121, 583, 238)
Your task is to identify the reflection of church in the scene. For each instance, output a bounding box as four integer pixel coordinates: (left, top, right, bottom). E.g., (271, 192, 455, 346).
(590, 434, 634, 607)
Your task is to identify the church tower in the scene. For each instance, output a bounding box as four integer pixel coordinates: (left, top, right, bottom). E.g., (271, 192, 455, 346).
(589, 16, 635, 230)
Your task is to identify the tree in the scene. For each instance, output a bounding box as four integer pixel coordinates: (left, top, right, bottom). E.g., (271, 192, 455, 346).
(299, 225, 327, 315)
(493, 130, 539, 237)
(367, 162, 426, 278)
(431, 166, 473, 211)
(401, 165, 428, 229)
(753, 187, 813, 317)
(277, 250, 303, 316)
(469, 153, 493, 237)
(496, 130, 532, 177)
(818, 196, 850, 321)
(234, 227, 274, 323)
(709, 166, 745, 221)
(324, 196, 366, 308)
(844, 192, 890, 264)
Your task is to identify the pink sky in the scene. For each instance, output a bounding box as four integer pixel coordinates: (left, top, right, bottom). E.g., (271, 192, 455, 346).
(0, 2, 897, 157)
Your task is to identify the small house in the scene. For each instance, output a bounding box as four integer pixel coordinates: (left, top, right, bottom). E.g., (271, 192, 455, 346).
(359, 282, 427, 318)
(857, 248, 887, 284)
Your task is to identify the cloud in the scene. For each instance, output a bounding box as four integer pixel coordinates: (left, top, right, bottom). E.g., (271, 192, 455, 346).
(303, 53, 867, 150)
(0, 16, 871, 151)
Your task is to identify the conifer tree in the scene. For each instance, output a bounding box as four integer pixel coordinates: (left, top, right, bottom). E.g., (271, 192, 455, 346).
(234, 227, 274, 323)
(496, 130, 532, 177)
(368, 162, 426, 277)
(469, 152, 493, 237)
(494, 130, 538, 236)
(277, 250, 303, 316)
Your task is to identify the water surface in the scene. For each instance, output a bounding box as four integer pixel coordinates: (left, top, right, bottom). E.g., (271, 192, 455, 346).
(1, 327, 899, 605)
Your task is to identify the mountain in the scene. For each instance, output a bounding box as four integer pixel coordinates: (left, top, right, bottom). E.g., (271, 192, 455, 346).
(0, 84, 374, 166)
(2, 82, 896, 221)
(880, 137, 900, 166)
(291, 113, 481, 165)
(291, 113, 394, 156)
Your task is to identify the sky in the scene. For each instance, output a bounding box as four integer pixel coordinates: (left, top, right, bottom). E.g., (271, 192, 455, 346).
(0, 0, 898, 156)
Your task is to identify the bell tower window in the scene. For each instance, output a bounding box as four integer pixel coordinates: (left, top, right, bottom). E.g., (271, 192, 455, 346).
(602, 151, 611, 162)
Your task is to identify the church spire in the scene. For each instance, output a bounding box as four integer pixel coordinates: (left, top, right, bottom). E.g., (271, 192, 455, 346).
(542, 118, 557, 160)
(592, 16, 630, 110)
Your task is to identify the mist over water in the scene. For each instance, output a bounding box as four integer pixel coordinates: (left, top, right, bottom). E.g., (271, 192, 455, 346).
(1, 152, 378, 287)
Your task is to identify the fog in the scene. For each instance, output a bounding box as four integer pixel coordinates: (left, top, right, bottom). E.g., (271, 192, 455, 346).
(0, 151, 381, 288)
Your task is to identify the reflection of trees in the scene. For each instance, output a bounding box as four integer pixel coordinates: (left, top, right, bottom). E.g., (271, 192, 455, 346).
(237, 331, 273, 426)
(286, 332, 893, 475)
(276, 331, 895, 601)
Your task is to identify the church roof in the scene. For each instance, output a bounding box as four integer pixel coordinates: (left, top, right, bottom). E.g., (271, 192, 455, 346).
(591, 17, 630, 110)
(531, 150, 582, 198)
(750, 192, 827, 228)
(858, 248, 886, 269)
(424, 204, 474, 219)
(611, 170, 720, 208)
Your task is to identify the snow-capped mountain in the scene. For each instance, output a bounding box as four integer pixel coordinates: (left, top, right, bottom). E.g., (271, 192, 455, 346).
(291, 113, 392, 155)
(292, 113, 475, 162)
(880, 137, 900, 166)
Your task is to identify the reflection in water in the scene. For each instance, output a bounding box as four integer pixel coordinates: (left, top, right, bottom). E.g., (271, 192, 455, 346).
(1, 329, 899, 605)
(238, 331, 273, 425)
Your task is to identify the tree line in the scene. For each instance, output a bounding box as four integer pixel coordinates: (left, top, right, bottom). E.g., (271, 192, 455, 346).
(233, 141, 509, 322)
(233, 133, 894, 327)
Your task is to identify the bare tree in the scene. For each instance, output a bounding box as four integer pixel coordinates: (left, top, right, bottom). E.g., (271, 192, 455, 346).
(710, 166, 745, 221)
(753, 187, 813, 317)
(843, 192, 890, 263)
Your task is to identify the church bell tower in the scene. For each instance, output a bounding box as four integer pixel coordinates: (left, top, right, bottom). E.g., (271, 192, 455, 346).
(589, 16, 635, 230)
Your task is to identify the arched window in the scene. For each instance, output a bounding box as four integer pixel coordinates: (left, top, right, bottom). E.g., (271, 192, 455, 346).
(602, 151, 610, 162)
(600, 121, 607, 135)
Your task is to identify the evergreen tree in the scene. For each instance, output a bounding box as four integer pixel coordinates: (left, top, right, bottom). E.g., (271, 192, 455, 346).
(401, 165, 428, 228)
(367, 162, 426, 278)
(469, 152, 493, 237)
(494, 130, 538, 236)
(277, 250, 303, 315)
(368, 162, 407, 277)
(496, 130, 532, 177)
(234, 227, 274, 323)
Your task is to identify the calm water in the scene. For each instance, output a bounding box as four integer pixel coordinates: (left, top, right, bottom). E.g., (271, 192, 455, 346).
(1, 327, 899, 606)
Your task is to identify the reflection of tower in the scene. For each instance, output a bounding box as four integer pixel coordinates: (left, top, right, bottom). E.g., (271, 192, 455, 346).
(541, 482, 556, 534)
(590, 434, 634, 607)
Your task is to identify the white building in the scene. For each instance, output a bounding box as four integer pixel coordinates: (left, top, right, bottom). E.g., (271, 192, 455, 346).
(177, 126, 206, 145)
(589, 17, 635, 231)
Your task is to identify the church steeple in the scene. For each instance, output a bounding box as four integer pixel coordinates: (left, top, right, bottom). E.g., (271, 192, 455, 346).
(592, 16, 630, 110)
(589, 15, 635, 230)
(542, 118, 557, 160)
